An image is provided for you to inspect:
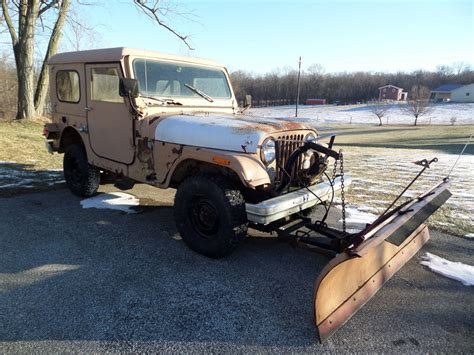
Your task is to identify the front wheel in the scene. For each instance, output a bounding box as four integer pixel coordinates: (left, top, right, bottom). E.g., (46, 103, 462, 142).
(63, 144, 100, 197)
(174, 174, 248, 258)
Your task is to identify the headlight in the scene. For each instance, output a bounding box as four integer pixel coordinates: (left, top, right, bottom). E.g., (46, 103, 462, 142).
(260, 138, 276, 165)
(305, 132, 317, 143)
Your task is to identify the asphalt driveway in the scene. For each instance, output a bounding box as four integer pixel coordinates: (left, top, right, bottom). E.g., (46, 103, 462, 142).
(0, 186, 473, 353)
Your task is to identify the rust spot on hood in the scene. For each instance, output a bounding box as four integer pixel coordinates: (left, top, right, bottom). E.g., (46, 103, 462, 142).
(149, 115, 161, 125)
(232, 120, 311, 134)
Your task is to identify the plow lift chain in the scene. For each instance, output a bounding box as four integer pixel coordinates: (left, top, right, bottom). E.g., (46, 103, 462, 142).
(327, 148, 346, 233)
(339, 150, 346, 234)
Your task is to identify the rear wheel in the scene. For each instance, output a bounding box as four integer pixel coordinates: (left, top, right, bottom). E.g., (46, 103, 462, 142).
(174, 174, 248, 258)
(63, 144, 100, 197)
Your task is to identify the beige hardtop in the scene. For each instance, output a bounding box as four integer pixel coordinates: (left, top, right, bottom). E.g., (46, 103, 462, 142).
(48, 47, 225, 68)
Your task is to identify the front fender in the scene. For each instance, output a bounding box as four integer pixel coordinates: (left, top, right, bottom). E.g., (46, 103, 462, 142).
(162, 147, 271, 188)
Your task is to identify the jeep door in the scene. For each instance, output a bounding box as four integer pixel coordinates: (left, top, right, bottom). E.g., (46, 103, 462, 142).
(85, 63, 135, 164)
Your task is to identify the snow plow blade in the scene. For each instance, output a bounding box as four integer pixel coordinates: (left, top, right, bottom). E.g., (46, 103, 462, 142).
(314, 180, 451, 342)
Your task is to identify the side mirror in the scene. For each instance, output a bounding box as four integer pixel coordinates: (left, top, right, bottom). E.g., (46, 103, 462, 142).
(243, 94, 252, 109)
(119, 78, 139, 98)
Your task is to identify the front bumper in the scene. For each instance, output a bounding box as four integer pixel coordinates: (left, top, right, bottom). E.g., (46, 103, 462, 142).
(246, 175, 351, 225)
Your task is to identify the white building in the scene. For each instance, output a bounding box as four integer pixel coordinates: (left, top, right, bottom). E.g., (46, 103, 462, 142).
(430, 83, 474, 103)
(451, 83, 474, 103)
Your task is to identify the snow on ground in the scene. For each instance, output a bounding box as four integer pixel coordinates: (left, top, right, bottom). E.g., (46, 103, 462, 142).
(0, 161, 64, 190)
(0, 179, 35, 189)
(341, 148, 474, 236)
(250, 102, 474, 125)
(421, 252, 474, 286)
(80, 192, 140, 213)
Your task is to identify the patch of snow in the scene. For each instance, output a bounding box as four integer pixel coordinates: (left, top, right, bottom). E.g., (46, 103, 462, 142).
(420, 252, 474, 286)
(0, 179, 35, 189)
(47, 180, 65, 186)
(250, 102, 474, 125)
(342, 206, 378, 225)
(80, 192, 140, 214)
(465, 233, 474, 239)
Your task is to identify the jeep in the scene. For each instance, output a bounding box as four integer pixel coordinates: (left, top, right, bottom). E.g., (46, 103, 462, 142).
(44, 47, 343, 258)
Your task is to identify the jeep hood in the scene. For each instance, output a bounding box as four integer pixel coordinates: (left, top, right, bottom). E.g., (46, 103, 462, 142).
(154, 114, 312, 153)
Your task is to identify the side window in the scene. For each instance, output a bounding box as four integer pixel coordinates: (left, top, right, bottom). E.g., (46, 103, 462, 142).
(91, 67, 123, 103)
(56, 70, 80, 103)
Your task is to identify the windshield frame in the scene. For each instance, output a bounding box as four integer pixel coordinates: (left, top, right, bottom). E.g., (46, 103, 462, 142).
(129, 57, 234, 106)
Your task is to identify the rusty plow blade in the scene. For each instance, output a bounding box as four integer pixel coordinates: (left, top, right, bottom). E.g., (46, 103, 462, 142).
(313, 180, 451, 342)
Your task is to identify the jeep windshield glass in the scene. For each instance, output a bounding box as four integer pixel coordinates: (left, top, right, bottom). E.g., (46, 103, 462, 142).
(132, 59, 231, 101)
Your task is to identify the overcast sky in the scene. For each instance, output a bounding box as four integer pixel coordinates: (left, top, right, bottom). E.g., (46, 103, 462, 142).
(55, 0, 474, 73)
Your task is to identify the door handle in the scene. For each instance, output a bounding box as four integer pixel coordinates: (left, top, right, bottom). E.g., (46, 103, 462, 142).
(85, 106, 93, 112)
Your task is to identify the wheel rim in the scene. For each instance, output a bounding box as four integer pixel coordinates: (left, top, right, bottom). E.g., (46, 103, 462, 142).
(190, 197, 219, 239)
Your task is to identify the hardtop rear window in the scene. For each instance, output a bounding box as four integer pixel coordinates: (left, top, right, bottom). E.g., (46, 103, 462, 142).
(56, 70, 80, 103)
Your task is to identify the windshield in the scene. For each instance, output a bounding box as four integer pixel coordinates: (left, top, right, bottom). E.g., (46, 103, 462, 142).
(132, 59, 231, 100)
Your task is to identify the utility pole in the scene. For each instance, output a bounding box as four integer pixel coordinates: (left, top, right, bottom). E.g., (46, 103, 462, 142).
(295, 56, 302, 117)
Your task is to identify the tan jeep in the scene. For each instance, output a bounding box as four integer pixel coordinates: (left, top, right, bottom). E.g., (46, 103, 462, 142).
(44, 47, 343, 258)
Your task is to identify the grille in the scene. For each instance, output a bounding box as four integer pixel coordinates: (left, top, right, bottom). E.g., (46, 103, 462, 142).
(275, 134, 305, 184)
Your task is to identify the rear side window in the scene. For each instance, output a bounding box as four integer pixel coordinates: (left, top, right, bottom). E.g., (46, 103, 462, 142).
(56, 70, 80, 103)
(91, 67, 123, 103)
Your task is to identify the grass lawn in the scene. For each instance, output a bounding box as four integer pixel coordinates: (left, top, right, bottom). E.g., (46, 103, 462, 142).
(317, 124, 474, 154)
(0, 118, 62, 170)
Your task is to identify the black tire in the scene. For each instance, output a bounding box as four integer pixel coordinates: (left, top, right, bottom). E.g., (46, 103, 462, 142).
(63, 144, 100, 197)
(174, 174, 248, 258)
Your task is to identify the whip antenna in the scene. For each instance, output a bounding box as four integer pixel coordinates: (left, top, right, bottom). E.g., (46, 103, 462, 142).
(446, 133, 472, 179)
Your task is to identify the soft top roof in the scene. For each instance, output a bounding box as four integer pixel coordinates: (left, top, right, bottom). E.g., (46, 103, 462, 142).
(48, 47, 225, 68)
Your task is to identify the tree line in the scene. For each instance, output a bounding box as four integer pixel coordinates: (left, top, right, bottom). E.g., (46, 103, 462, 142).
(230, 63, 474, 107)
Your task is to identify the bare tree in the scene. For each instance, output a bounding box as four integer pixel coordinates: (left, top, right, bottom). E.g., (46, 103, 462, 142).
(401, 85, 433, 126)
(452, 61, 471, 75)
(0, 52, 17, 119)
(0, 0, 191, 120)
(1, 0, 71, 119)
(368, 100, 389, 126)
(62, 7, 101, 52)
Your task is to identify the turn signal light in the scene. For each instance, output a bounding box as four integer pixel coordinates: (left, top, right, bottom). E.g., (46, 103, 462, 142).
(212, 156, 230, 165)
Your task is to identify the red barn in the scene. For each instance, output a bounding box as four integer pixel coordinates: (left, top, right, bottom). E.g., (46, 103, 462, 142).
(305, 98, 326, 105)
(378, 85, 407, 101)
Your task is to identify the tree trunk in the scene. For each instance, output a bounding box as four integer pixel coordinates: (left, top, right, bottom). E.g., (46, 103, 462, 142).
(15, 43, 36, 119)
(14, 0, 39, 119)
(414, 115, 418, 126)
(34, 0, 71, 116)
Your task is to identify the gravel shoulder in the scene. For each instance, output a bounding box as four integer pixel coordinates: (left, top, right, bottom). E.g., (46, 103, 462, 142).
(1, 186, 473, 353)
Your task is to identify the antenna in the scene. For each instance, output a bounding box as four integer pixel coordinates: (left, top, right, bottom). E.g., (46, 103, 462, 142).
(295, 56, 302, 117)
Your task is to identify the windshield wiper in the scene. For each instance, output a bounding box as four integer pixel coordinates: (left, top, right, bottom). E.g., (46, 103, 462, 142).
(138, 95, 183, 106)
(184, 84, 214, 103)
